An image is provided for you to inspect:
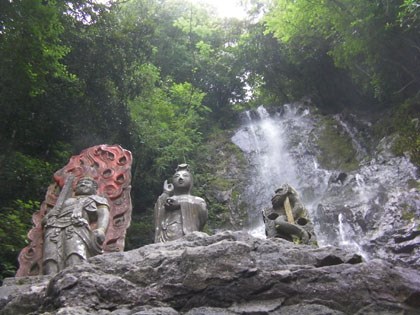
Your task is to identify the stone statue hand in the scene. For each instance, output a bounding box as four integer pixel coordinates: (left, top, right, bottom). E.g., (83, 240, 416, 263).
(72, 206, 83, 219)
(93, 228, 106, 245)
(164, 197, 180, 211)
(71, 206, 88, 226)
(163, 180, 174, 194)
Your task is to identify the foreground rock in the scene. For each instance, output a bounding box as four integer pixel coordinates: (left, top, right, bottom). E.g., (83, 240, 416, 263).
(1, 231, 420, 314)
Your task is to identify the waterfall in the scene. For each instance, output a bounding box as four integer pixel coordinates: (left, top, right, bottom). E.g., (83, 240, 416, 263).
(232, 104, 330, 238)
(232, 104, 419, 260)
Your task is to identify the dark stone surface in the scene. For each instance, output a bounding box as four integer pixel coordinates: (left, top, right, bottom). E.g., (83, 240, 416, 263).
(1, 231, 420, 315)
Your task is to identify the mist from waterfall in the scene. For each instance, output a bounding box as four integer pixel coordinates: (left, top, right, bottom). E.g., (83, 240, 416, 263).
(231, 104, 419, 260)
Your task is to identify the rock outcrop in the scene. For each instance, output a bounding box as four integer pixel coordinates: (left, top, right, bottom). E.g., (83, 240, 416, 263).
(1, 231, 420, 315)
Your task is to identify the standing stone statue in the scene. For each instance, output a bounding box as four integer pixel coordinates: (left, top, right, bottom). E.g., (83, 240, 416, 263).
(262, 184, 315, 244)
(42, 176, 110, 274)
(16, 145, 133, 276)
(154, 164, 208, 243)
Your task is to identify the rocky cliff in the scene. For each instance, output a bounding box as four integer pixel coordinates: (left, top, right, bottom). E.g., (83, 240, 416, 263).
(1, 231, 420, 315)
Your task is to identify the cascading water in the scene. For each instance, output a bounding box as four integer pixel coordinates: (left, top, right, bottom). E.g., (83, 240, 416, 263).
(338, 213, 368, 260)
(232, 104, 331, 238)
(232, 104, 419, 263)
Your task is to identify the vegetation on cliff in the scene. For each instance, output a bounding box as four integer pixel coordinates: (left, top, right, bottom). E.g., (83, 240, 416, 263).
(0, 0, 419, 280)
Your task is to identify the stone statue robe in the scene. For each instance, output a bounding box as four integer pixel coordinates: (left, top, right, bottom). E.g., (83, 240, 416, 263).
(154, 192, 207, 243)
(43, 195, 109, 270)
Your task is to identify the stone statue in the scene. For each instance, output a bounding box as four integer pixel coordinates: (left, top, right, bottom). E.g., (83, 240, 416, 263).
(42, 176, 110, 274)
(154, 164, 208, 243)
(16, 145, 133, 276)
(262, 184, 315, 244)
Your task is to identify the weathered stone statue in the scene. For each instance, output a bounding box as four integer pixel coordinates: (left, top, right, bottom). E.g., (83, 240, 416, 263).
(262, 184, 315, 244)
(41, 176, 110, 274)
(154, 164, 208, 243)
(16, 145, 133, 276)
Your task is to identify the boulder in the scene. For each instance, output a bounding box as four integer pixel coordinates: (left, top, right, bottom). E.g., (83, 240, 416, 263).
(1, 231, 420, 314)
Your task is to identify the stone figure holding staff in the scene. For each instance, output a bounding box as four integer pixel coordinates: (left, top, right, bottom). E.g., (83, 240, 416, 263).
(42, 176, 110, 274)
(262, 183, 314, 244)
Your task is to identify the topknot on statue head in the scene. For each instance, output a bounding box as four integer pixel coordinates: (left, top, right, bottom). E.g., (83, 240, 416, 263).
(176, 163, 190, 172)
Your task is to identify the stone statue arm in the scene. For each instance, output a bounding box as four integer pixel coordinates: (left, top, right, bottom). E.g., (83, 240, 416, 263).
(154, 181, 173, 242)
(93, 204, 110, 245)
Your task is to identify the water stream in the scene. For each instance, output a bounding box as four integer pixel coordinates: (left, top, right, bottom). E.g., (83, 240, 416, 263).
(232, 104, 419, 259)
(232, 104, 330, 237)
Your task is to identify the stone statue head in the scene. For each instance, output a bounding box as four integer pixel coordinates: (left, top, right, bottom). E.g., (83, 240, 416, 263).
(75, 176, 98, 196)
(172, 164, 193, 194)
(271, 183, 290, 208)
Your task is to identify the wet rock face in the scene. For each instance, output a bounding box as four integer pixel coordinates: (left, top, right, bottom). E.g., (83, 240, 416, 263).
(231, 104, 420, 271)
(2, 231, 420, 315)
(314, 154, 420, 268)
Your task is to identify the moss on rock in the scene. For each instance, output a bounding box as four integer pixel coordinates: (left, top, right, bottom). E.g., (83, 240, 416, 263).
(315, 117, 359, 171)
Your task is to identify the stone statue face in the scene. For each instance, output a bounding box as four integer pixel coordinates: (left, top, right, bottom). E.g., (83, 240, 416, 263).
(275, 184, 289, 196)
(172, 170, 192, 192)
(75, 178, 97, 196)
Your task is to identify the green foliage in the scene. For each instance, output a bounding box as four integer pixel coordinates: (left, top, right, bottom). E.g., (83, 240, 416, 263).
(0, 148, 70, 281)
(264, 0, 420, 105)
(0, 151, 58, 204)
(128, 64, 209, 207)
(129, 78, 207, 172)
(138, 0, 248, 126)
(0, 200, 40, 282)
(398, 0, 420, 30)
(0, 0, 75, 153)
(236, 10, 363, 111)
(0, 0, 73, 96)
(125, 210, 155, 249)
(58, 1, 156, 150)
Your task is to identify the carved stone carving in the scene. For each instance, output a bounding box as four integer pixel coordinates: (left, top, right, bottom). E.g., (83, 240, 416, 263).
(262, 184, 315, 244)
(16, 145, 132, 276)
(42, 176, 110, 274)
(154, 164, 208, 243)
